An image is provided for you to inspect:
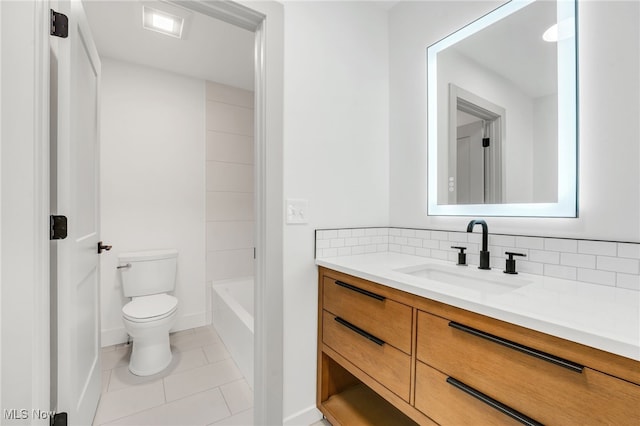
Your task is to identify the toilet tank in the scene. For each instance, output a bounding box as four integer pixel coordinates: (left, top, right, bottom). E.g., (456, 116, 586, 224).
(118, 249, 178, 297)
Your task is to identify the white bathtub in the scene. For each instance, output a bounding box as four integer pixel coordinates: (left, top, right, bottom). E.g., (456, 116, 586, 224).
(212, 277, 254, 388)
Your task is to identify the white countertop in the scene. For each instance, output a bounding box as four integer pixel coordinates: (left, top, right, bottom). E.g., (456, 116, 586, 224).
(316, 252, 640, 361)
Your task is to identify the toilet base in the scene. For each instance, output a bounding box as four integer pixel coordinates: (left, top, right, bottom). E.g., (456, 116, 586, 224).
(128, 332, 173, 376)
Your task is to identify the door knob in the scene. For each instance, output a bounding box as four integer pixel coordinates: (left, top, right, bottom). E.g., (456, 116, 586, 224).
(97, 241, 112, 254)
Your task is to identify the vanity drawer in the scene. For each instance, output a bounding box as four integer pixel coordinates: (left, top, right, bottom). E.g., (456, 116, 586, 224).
(417, 311, 640, 425)
(323, 276, 412, 354)
(322, 310, 411, 402)
(415, 361, 526, 426)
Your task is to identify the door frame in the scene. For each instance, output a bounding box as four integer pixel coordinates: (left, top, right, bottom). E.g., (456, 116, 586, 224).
(0, 0, 51, 422)
(0, 1, 284, 425)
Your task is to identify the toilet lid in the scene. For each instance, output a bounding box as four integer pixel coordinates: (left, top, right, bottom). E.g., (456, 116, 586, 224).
(122, 294, 178, 321)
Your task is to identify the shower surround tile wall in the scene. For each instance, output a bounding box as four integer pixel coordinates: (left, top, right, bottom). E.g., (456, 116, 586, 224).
(315, 227, 640, 291)
(205, 82, 255, 284)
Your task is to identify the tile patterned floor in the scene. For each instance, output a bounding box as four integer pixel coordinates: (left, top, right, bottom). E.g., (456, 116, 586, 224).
(93, 326, 253, 426)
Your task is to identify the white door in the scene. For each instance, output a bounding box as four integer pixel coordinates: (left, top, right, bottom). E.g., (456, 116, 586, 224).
(456, 121, 484, 204)
(52, 1, 103, 424)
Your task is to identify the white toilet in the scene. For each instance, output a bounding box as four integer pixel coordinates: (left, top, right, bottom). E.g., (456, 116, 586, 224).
(118, 249, 179, 376)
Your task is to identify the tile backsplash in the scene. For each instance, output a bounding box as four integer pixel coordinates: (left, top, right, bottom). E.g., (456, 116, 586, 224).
(315, 227, 640, 291)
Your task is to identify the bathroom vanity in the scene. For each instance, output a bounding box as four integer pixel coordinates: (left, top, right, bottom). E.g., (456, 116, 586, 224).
(316, 253, 640, 425)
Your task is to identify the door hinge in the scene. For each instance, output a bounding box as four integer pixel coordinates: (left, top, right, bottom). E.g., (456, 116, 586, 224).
(482, 137, 491, 148)
(50, 412, 67, 426)
(50, 9, 68, 38)
(50, 215, 68, 240)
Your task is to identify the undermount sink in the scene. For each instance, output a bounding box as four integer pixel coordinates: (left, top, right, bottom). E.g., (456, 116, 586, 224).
(394, 264, 531, 295)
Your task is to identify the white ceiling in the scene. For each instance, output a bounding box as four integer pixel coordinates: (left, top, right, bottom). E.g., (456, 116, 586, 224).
(83, 0, 255, 90)
(451, 0, 558, 98)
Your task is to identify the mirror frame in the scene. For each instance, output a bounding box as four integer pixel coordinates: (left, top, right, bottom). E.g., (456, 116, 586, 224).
(427, 0, 578, 217)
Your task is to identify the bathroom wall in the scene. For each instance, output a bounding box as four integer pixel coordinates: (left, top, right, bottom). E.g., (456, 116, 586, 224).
(99, 58, 207, 346)
(389, 0, 640, 242)
(205, 81, 254, 321)
(283, 1, 389, 423)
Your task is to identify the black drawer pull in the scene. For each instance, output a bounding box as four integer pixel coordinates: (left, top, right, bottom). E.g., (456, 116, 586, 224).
(335, 317, 385, 346)
(335, 280, 386, 301)
(449, 322, 584, 373)
(446, 377, 543, 426)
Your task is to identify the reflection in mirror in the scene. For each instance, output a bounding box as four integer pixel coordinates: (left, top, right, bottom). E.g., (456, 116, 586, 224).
(427, 0, 577, 217)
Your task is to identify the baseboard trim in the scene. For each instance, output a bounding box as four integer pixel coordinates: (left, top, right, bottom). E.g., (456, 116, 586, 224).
(101, 311, 209, 348)
(283, 405, 323, 426)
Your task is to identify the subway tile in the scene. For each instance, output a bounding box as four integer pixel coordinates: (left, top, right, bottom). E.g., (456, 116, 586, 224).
(515, 236, 544, 250)
(365, 244, 377, 253)
(401, 246, 416, 256)
(529, 249, 560, 264)
(378, 228, 390, 236)
(345, 237, 359, 247)
(489, 235, 515, 247)
(321, 248, 338, 258)
(423, 239, 440, 249)
(330, 238, 345, 248)
(337, 247, 352, 256)
(618, 243, 640, 259)
(337, 229, 352, 238)
(352, 228, 366, 237)
(408, 238, 422, 248)
(517, 260, 544, 275)
(401, 228, 416, 238)
(376, 243, 388, 252)
(415, 230, 431, 239)
(560, 253, 596, 269)
(352, 245, 366, 255)
(577, 268, 616, 287)
(389, 244, 401, 253)
(597, 256, 640, 274)
(365, 228, 379, 237)
(372, 236, 388, 244)
(617, 274, 640, 291)
(415, 248, 430, 258)
(431, 231, 449, 240)
(359, 236, 373, 245)
(431, 249, 448, 261)
(544, 238, 577, 253)
(577, 240, 617, 256)
(467, 233, 482, 244)
(393, 236, 408, 245)
(440, 241, 460, 252)
(544, 264, 577, 280)
(448, 232, 467, 242)
(317, 230, 337, 240)
(389, 228, 403, 237)
(316, 239, 330, 249)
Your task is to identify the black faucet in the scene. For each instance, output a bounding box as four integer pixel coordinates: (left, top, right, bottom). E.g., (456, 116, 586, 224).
(467, 219, 490, 270)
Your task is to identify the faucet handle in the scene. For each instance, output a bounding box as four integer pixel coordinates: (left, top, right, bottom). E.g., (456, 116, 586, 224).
(504, 251, 526, 274)
(451, 246, 467, 266)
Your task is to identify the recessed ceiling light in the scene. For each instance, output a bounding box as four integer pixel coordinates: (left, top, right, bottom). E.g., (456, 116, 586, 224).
(143, 6, 184, 38)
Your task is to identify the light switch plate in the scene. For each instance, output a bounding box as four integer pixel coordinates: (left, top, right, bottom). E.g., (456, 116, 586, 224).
(286, 198, 309, 224)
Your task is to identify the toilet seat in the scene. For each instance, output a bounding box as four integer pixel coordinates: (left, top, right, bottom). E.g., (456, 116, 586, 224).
(122, 294, 178, 323)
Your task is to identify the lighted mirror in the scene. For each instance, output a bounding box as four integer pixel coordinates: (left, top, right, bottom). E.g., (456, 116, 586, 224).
(427, 0, 577, 217)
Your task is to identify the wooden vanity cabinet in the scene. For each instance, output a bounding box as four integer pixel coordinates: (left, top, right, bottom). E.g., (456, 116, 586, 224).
(317, 267, 640, 426)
